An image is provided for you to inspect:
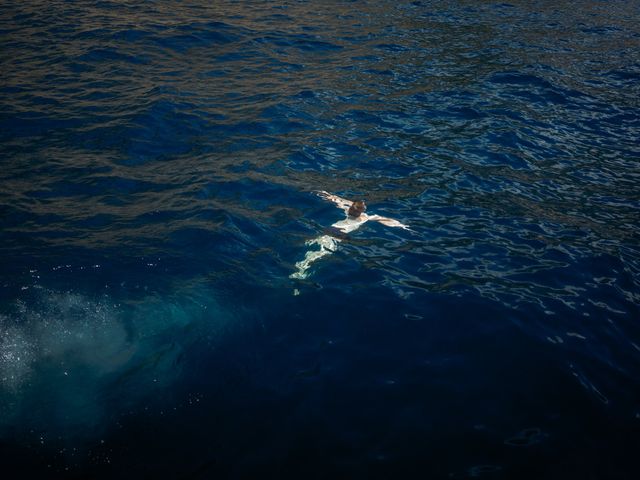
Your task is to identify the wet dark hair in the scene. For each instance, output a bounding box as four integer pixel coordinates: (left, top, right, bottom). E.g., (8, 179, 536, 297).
(348, 200, 366, 218)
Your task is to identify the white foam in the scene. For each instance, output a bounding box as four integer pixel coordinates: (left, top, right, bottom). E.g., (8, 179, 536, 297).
(0, 284, 230, 438)
(0, 318, 36, 390)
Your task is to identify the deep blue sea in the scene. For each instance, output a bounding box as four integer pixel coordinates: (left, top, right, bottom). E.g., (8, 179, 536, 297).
(1, 1, 640, 478)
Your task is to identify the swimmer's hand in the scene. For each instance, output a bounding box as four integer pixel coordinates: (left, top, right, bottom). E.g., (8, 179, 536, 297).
(317, 190, 353, 210)
(368, 214, 411, 230)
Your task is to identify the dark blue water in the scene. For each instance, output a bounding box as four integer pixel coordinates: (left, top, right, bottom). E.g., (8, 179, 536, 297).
(1, 1, 639, 478)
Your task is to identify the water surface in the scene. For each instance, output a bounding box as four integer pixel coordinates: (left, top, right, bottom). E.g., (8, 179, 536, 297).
(1, 1, 639, 478)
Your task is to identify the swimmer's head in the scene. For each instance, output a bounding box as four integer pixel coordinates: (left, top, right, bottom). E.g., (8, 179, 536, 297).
(348, 200, 366, 218)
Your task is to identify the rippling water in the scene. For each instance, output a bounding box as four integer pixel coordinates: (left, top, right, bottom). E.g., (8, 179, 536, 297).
(1, 1, 639, 478)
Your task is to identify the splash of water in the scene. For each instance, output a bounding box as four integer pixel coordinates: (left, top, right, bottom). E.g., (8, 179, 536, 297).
(0, 284, 230, 439)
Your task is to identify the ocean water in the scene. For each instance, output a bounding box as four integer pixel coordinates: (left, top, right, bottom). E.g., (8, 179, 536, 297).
(1, 0, 639, 478)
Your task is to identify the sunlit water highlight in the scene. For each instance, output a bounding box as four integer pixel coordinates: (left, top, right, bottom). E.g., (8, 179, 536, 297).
(1, 1, 639, 478)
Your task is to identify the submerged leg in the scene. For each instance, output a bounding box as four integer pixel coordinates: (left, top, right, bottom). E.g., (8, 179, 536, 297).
(290, 235, 340, 279)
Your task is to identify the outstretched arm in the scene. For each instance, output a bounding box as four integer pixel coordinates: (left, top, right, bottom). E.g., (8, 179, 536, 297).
(368, 214, 410, 230)
(317, 191, 353, 213)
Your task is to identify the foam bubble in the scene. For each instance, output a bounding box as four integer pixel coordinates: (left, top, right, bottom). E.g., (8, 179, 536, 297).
(0, 318, 37, 390)
(0, 284, 230, 440)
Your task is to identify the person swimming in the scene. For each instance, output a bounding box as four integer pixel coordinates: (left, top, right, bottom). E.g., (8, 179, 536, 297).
(290, 191, 409, 279)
